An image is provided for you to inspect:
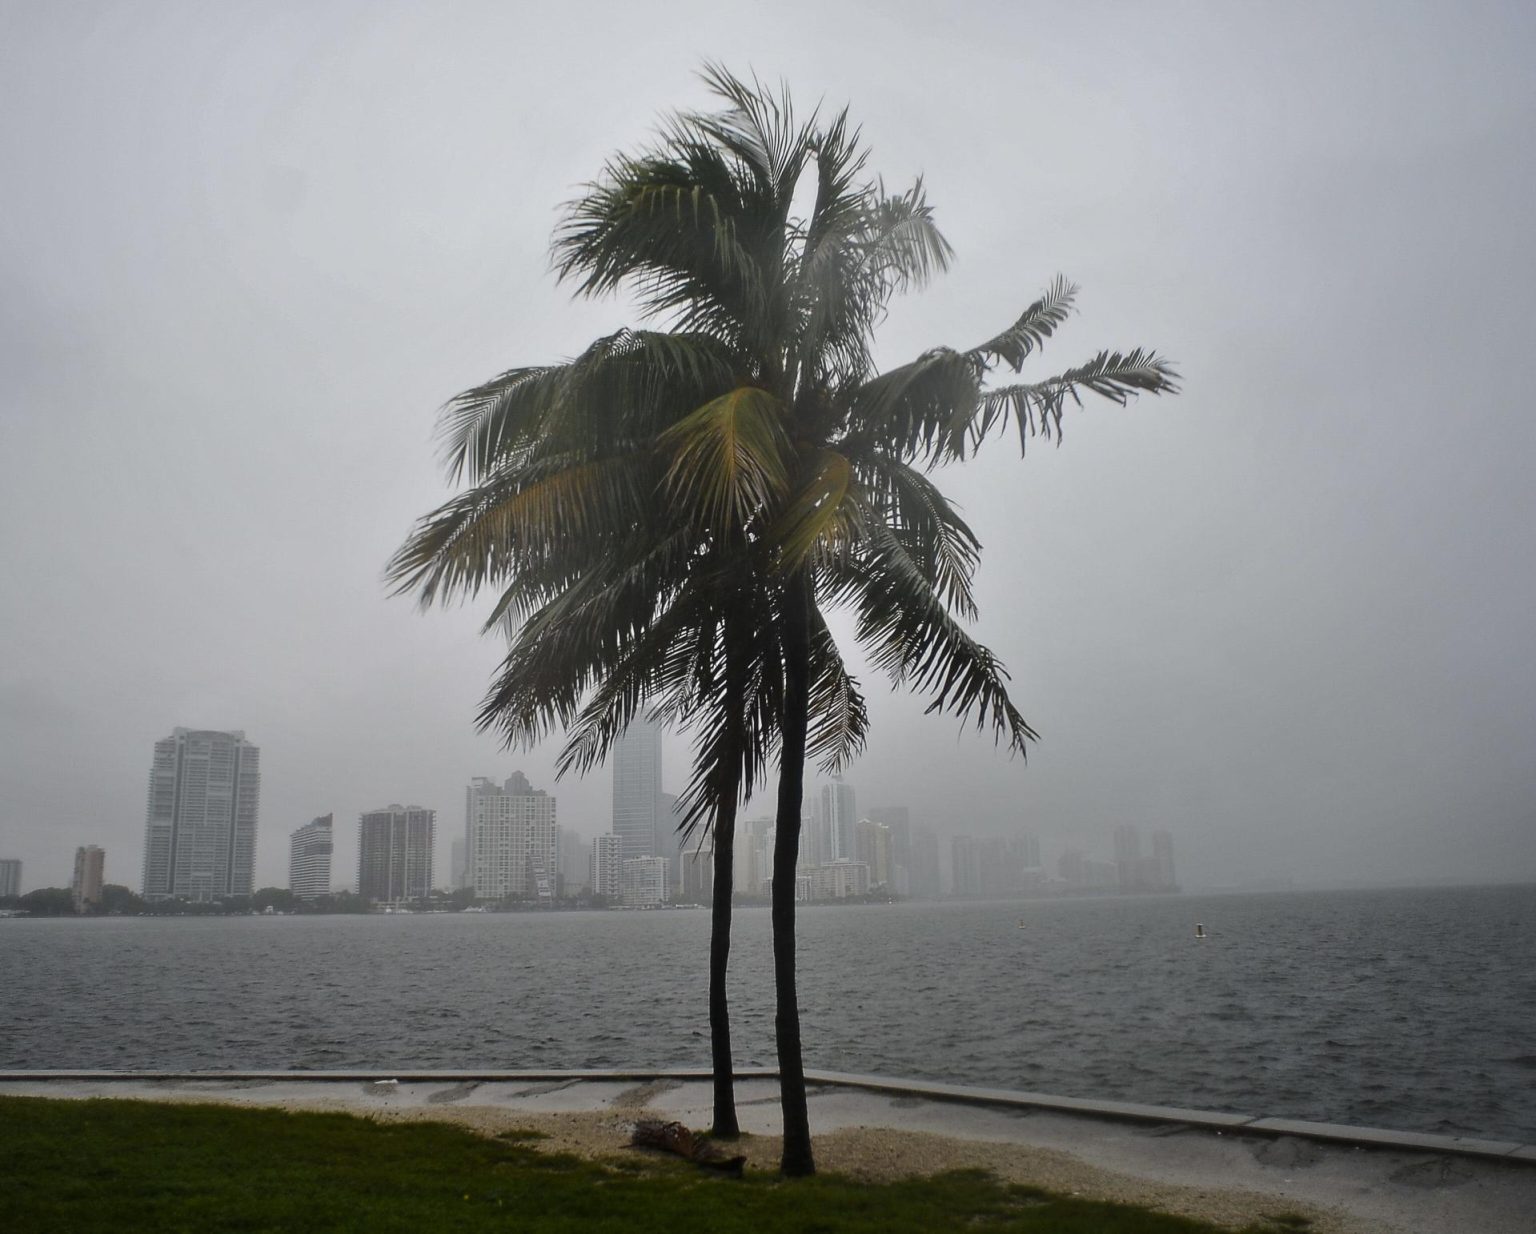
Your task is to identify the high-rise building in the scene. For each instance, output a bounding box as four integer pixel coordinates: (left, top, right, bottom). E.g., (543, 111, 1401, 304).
(590, 833, 622, 900)
(357, 805, 435, 905)
(71, 846, 104, 911)
(909, 827, 942, 899)
(1112, 823, 1142, 892)
(621, 856, 668, 907)
(142, 728, 260, 902)
(612, 716, 663, 860)
(853, 818, 892, 888)
(466, 773, 559, 904)
(288, 815, 334, 900)
(679, 842, 714, 904)
(558, 830, 589, 896)
(950, 835, 982, 896)
(450, 836, 468, 890)
(866, 805, 911, 894)
(0, 858, 20, 899)
(814, 779, 857, 864)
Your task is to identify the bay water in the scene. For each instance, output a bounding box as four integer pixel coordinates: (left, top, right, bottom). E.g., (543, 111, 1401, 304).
(2, 884, 1532, 1141)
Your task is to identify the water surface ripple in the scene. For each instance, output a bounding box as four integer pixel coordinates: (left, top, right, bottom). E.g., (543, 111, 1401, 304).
(2, 885, 1532, 1141)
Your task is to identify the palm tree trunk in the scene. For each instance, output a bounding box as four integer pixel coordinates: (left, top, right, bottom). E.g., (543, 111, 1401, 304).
(709, 798, 739, 1138)
(709, 585, 750, 1139)
(772, 569, 815, 1176)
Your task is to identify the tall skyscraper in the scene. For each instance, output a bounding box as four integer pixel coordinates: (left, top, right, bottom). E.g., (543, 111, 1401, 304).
(141, 728, 260, 902)
(466, 773, 559, 904)
(950, 835, 983, 896)
(1113, 823, 1143, 893)
(72, 846, 104, 911)
(612, 716, 662, 860)
(0, 858, 20, 899)
(288, 815, 334, 900)
(815, 779, 857, 864)
(357, 805, 435, 904)
(866, 805, 911, 894)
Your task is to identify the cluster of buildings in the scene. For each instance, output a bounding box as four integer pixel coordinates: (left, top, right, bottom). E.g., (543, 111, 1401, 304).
(3, 724, 1179, 912)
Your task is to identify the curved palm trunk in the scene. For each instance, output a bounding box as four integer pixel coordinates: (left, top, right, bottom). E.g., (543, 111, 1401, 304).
(708, 799, 739, 1137)
(709, 586, 750, 1139)
(772, 570, 815, 1176)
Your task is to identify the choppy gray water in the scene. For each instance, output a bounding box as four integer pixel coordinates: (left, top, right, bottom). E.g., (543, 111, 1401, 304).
(2, 885, 1533, 1141)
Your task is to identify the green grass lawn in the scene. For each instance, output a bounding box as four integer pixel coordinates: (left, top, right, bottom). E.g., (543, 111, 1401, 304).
(0, 1096, 1304, 1233)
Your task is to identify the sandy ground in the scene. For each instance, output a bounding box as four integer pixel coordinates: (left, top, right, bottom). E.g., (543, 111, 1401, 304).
(4, 1076, 1532, 1234)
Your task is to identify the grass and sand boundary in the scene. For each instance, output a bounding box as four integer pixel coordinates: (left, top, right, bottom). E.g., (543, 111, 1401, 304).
(3, 1073, 1533, 1233)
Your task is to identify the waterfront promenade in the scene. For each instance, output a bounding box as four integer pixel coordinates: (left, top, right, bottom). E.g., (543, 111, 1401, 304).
(4, 1069, 1531, 1234)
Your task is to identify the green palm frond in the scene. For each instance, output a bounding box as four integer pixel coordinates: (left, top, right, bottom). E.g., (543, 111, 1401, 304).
(975, 347, 1181, 453)
(806, 604, 868, 773)
(827, 523, 1036, 754)
(661, 386, 792, 533)
(969, 275, 1076, 372)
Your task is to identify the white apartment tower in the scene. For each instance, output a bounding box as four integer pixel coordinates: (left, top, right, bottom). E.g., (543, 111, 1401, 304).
(142, 728, 260, 902)
(611, 716, 662, 860)
(0, 858, 20, 899)
(288, 814, 334, 900)
(814, 779, 857, 865)
(590, 833, 622, 900)
(467, 773, 559, 904)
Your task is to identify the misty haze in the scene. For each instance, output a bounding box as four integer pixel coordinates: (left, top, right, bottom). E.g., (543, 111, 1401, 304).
(2, 3, 1533, 1232)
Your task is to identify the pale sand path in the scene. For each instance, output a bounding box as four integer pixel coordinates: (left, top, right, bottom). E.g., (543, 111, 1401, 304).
(4, 1077, 1532, 1234)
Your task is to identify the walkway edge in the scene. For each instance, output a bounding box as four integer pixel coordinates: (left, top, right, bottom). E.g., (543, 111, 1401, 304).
(2, 1068, 1529, 1166)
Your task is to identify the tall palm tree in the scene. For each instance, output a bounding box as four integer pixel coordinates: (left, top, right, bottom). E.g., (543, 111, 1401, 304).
(387, 322, 869, 1139)
(556, 67, 1178, 1175)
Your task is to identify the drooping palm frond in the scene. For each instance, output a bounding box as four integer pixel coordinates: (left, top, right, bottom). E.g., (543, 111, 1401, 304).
(824, 522, 1036, 755)
(973, 347, 1181, 453)
(660, 386, 792, 534)
(969, 274, 1076, 372)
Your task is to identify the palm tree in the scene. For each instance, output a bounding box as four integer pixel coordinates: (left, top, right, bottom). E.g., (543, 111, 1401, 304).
(387, 324, 868, 1139)
(555, 67, 1178, 1175)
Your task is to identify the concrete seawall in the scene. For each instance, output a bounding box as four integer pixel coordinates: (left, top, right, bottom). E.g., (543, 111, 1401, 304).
(4, 1068, 1533, 1234)
(3, 1067, 1531, 1166)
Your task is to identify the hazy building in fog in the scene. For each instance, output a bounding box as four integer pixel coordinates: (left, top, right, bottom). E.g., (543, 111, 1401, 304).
(466, 773, 558, 904)
(736, 817, 774, 898)
(72, 845, 104, 911)
(1113, 823, 1142, 892)
(357, 805, 434, 904)
(590, 833, 622, 900)
(142, 728, 260, 902)
(909, 827, 942, 899)
(1109, 823, 1178, 893)
(976, 834, 1044, 897)
(0, 858, 20, 899)
(853, 818, 892, 888)
(951, 835, 983, 896)
(680, 842, 714, 904)
(558, 829, 589, 896)
(866, 805, 911, 893)
(621, 855, 667, 907)
(813, 779, 857, 865)
(450, 836, 468, 890)
(612, 717, 662, 860)
(288, 814, 333, 900)
(803, 860, 870, 900)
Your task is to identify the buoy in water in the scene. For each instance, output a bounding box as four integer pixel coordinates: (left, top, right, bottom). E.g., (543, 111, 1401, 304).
(1194, 923, 1207, 940)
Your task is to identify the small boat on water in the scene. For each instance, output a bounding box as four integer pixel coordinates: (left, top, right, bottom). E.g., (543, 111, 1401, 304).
(1194, 922, 1207, 940)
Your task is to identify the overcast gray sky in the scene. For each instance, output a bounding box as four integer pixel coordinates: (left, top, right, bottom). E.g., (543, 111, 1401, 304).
(2, 0, 1533, 894)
